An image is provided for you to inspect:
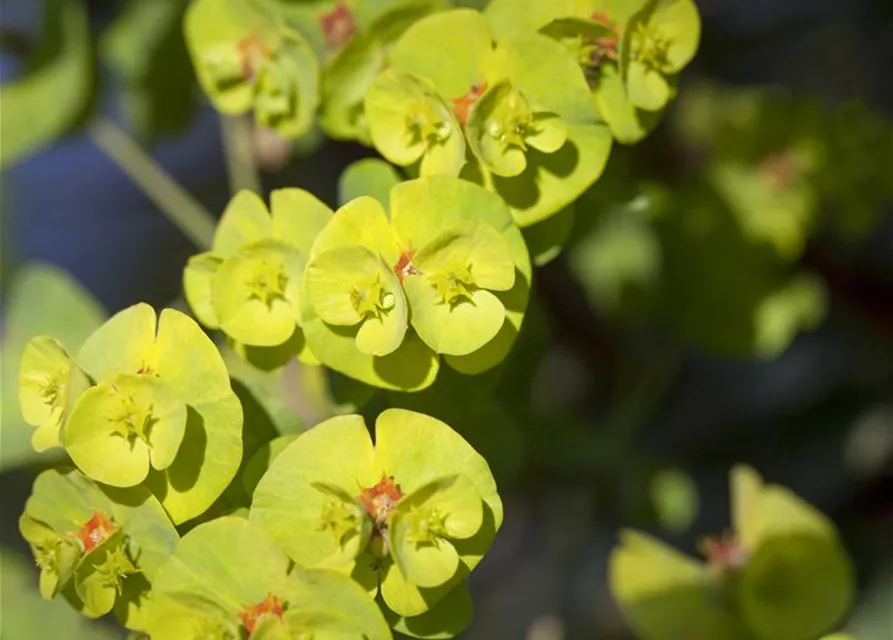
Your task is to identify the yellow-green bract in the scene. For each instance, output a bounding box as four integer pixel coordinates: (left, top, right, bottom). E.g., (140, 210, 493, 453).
(608, 464, 855, 640)
(20, 468, 179, 630)
(72, 304, 244, 524)
(183, 188, 333, 363)
(363, 7, 612, 227)
(486, 0, 701, 145)
(249, 408, 501, 633)
(18, 336, 91, 452)
(184, 0, 320, 138)
(147, 517, 392, 639)
(301, 176, 531, 391)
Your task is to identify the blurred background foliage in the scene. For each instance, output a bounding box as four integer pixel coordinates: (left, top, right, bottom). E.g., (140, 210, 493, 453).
(1, 0, 892, 638)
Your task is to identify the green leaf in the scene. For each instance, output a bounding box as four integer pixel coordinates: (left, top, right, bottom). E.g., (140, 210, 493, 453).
(627, 59, 671, 111)
(283, 565, 393, 640)
(650, 0, 701, 72)
(364, 69, 465, 176)
(0, 0, 92, 169)
(19, 514, 81, 599)
(250, 415, 378, 569)
(78, 305, 243, 524)
(594, 64, 660, 144)
(385, 581, 473, 639)
(241, 434, 299, 498)
(183, 253, 224, 329)
(738, 533, 855, 640)
(269, 187, 334, 256)
(609, 529, 749, 640)
(469, 122, 613, 226)
(213, 190, 275, 258)
(374, 408, 502, 539)
(403, 278, 506, 356)
(339, 158, 404, 208)
(310, 195, 402, 264)
(484, 0, 578, 40)
(0, 549, 121, 640)
(1, 264, 105, 470)
(387, 8, 494, 99)
(498, 32, 599, 125)
(521, 203, 575, 266)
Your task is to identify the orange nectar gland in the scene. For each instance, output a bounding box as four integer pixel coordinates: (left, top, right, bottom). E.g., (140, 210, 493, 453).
(235, 33, 270, 82)
(238, 593, 286, 635)
(74, 509, 119, 553)
(358, 474, 404, 527)
(589, 12, 621, 66)
(452, 81, 488, 127)
(393, 250, 421, 283)
(700, 533, 750, 576)
(319, 1, 356, 51)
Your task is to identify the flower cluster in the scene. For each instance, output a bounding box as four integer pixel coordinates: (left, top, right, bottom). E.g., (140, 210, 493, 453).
(609, 465, 855, 640)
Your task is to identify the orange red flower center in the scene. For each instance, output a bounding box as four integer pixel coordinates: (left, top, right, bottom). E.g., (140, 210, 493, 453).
(238, 592, 286, 634)
(320, 1, 356, 51)
(358, 474, 404, 526)
(74, 509, 118, 553)
(452, 81, 488, 127)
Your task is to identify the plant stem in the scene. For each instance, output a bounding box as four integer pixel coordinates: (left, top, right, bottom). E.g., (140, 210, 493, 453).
(87, 117, 217, 250)
(220, 114, 262, 196)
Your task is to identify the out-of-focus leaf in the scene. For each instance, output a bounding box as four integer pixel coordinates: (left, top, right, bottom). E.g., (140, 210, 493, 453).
(0, 0, 93, 169)
(338, 158, 403, 209)
(101, 0, 196, 139)
(649, 468, 698, 534)
(0, 263, 106, 470)
(0, 549, 123, 639)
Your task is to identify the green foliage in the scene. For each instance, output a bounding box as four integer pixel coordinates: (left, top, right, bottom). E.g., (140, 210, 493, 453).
(0, 0, 92, 169)
(609, 465, 856, 640)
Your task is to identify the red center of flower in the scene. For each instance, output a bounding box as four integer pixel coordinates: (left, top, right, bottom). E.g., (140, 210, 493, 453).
(452, 81, 488, 126)
(393, 250, 420, 282)
(238, 593, 285, 634)
(320, 1, 356, 51)
(701, 533, 749, 574)
(358, 474, 404, 526)
(589, 12, 621, 66)
(235, 32, 269, 81)
(759, 151, 800, 190)
(74, 509, 118, 553)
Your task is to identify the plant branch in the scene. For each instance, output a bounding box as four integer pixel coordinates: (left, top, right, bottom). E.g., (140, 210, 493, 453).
(87, 117, 216, 250)
(219, 114, 262, 196)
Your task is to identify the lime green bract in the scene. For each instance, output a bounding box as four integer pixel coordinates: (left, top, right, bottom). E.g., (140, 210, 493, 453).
(301, 176, 531, 391)
(250, 408, 500, 629)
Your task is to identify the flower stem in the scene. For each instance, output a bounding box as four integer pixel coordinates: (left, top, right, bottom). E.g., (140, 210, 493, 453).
(87, 117, 216, 250)
(220, 113, 262, 196)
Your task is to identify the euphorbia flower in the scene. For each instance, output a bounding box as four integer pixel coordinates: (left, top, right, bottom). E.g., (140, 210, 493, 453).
(146, 517, 391, 640)
(364, 7, 612, 226)
(609, 465, 855, 640)
(184, 0, 320, 138)
(20, 469, 179, 620)
(250, 408, 502, 623)
(74, 304, 243, 524)
(301, 176, 531, 391)
(18, 336, 90, 451)
(64, 373, 188, 487)
(184, 189, 332, 355)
